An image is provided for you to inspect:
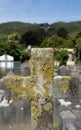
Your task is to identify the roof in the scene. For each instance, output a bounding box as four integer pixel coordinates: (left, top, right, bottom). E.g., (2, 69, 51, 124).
(0, 54, 14, 61)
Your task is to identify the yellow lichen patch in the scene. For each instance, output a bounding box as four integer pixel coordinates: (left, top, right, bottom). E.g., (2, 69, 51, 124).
(60, 76, 71, 91)
(31, 101, 38, 106)
(44, 102, 52, 111)
(5, 76, 31, 87)
(57, 76, 71, 92)
(61, 80, 69, 91)
(62, 76, 71, 80)
(31, 107, 42, 118)
(43, 62, 54, 81)
(4, 75, 32, 99)
(43, 85, 50, 97)
(31, 101, 42, 127)
(4, 75, 41, 100)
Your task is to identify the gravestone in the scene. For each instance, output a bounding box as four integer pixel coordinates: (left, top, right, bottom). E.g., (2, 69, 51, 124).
(58, 65, 71, 76)
(0, 100, 31, 128)
(65, 123, 77, 130)
(53, 75, 79, 99)
(75, 118, 81, 130)
(68, 76, 79, 98)
(72, 110, 81, 119)
(5, 48, 54, 130)
(59, 111, 76, 130)
(21, 67, 30, 76)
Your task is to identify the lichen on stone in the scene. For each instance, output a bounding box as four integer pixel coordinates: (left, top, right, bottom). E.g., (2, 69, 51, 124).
(4, 48, 54, 130)
(44, 102, 52, 111)
(61, 76, 71, 91)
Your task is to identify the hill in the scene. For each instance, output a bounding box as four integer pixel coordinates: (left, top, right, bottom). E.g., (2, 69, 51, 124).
(0, 21, 40, 34)
(0, 21, 40, 40)
(51, 21, 81, 37)
(0, 21, 81, 40)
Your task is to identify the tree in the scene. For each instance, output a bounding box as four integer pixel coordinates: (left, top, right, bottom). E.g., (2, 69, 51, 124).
(56, 50, 69, 66)
(0, 33, 30, 62)
(57, 27, 68, 39)
(22, 28, 46, 47)
(35, 28, 47, 46)
(62, 39, 74, 48)
(40, 35, 64, 48)
(7, 43, 30, 62)
(47, 27, 56, 37)
(0, 41, 10, 55)
(8, 32, 21, 44)
(76, 32, 81, 39)
(75, 38, 81, 60)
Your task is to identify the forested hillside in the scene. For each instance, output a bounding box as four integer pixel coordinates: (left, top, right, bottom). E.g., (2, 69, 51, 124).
(0, 21, 81, 62)
(0, 21, 81, 37)
(51, 21, 81, 37)
(0, 22, 39, 34)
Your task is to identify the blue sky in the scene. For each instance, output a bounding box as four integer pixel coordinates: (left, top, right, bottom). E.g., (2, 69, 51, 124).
(0, 0, 81, 24)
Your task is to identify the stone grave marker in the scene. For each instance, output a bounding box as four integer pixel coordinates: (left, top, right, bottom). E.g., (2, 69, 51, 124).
(65, 123, 77, 130)
(5, 48, 54, 130)
(59, 111, 76, 130)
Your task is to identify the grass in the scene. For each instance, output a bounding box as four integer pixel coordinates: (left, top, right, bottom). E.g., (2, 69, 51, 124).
(53, 125, 59, 130)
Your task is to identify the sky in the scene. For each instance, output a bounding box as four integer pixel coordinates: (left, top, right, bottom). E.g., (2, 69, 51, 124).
(0, 0, 81, 24)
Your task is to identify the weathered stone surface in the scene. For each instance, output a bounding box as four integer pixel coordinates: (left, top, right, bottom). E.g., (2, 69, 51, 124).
(31, 97, 53, 130)
(0, 78, 10, 99)
(57, 65, 71, 76)
(31, 48, 54, 98)
(53, 76, 71, 98)
(5, 48, 54, 130)
(53, 76, 79, 99)
(0, 100, 31, 130)
(75, 118, 81, 130)
(31, 48, 54, 130)
(5, 76, 32, 99)
(21, 67, 30, 76)
(59, 111, 76, 130)
(65, 123, 77, 130)
(68, 76, 79, 98)
(72, 110, 81, 119)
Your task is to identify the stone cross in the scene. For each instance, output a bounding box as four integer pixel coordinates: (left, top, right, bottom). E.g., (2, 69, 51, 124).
(5, 48, 54, 130)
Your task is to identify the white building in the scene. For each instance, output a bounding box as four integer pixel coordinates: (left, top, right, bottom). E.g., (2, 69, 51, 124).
(0, 54, 14, 70)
